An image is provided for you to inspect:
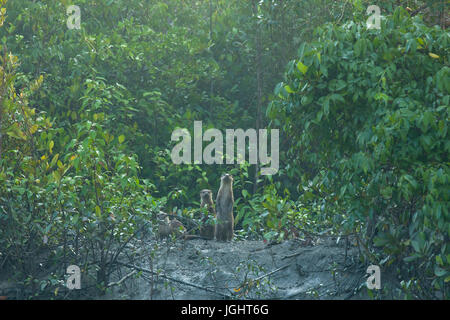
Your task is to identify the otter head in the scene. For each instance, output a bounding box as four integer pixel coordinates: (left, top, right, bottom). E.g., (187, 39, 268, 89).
(200, 189, 213, 202)
(221, 173, 233, 185)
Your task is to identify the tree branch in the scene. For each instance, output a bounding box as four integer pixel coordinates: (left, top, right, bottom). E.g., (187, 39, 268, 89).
(116, 261, 234, 299)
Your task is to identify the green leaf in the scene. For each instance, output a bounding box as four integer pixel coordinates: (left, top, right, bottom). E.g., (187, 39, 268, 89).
(6, 123, 27, 140)
(403, 255, 420, 262)
(50, 154, 59, 168)
(118, 135, 125, 144)
(95, 205, 101, 217)
(411, 239, 421, 253)
(434, 266, 447, 277)
(323, 98, 330, 116)
(30, 124, 39, 134)
(297, 61, 308, 75)
(373, 236, 389, 247)
(284, 85, 295, 93)
(328, 79, 346, 92)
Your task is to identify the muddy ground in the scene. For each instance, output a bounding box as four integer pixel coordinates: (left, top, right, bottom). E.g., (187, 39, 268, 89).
(0, 235, 404, 300)
(98, 236, 397, 300)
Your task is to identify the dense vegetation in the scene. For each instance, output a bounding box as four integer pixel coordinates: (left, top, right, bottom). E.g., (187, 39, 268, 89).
(0, 0, 448, 299)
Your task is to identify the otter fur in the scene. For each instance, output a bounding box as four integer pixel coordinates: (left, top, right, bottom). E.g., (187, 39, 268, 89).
(199, 189, 216, 239)
(158, 216, 185, 239)
(215, 174, 234, 241)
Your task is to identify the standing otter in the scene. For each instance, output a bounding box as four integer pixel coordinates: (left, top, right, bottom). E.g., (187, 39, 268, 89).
(199, 189, 216, 239)
(184, 190, 216, 240)
(215, 174, 234, 241)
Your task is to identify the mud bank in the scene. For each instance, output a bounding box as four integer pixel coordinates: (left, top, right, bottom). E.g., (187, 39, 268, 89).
(100, 237, 392, 300)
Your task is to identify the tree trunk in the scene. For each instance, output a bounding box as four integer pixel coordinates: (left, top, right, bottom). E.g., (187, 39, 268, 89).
(209, 0, 214, 111)
(252, 0, 263, 194)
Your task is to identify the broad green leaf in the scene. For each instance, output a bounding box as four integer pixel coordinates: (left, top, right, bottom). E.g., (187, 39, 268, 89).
(284, 85, 295, 93)
(434, 266, 447, 277)
(95, 205, 101, 217)
(428, 53, 439, 59)
(297, 61, 308, 75)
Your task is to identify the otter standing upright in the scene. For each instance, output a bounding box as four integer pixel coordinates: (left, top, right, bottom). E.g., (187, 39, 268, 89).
(199, 189, 216, 239)
(215, 174, 234, 241)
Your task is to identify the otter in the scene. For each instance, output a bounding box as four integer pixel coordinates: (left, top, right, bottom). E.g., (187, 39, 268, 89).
(215, 174, 234, 241)
(199, 189, 216, 239)
(183, 190, 216, 240)
(158, 216, 185, 239)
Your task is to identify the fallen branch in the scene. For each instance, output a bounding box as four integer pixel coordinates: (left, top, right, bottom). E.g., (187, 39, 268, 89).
(281, 249, 313, 260)
(284, 280, 336, 299)
(116, 261, 234, 299)
(107, 270, 137, 288)
(253, 264, 290, 282)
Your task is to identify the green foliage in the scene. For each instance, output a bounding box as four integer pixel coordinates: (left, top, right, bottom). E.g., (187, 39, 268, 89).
(270, 8, 449, 297)
(0, 2, 160, 296)
(1, 0, 448, 299)
(0, 0, 358, 205)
